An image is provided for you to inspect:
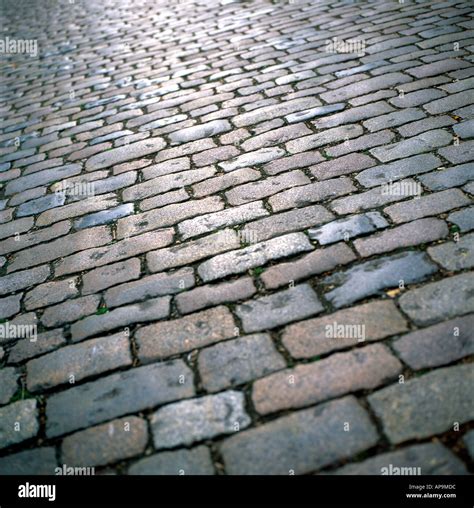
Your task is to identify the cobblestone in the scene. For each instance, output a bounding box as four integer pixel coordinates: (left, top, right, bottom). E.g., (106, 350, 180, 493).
(128, 446, 214, 475)
(282, 300, 408, 359)
(399, 272, 474, 325)
(0, 400, 39, 449)
(46, 361, 194, 438)
(136, 306, 236, 361)
(220, 396, 378, 475)
(198, 232, 312, 282)
(368, 365, 473, 444)
(0, 448, 57, 475)
(26, 332, 132, 391)
(61, 417, 147, 467)
(322, 251, 438, 308)
(393, 314, 474, 370)
(198, 333, 285, 392)
(2, 0, 473, 475)
(236, 284, 323, 333)
(354, 218, 449, 257)
(384, 189, 471, 223)
(253, 344, 402, 415)
(176, 277, 256, 315)
(333, 443, 467, 475)
(150, 391, 250, 449)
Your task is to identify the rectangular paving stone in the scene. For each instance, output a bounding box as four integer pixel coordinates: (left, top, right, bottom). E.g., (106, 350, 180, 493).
(253, 344, 402, 415)
(236, 284, 323, 333)
(24, 278, 78, 311)
(0, 265, 50, 296)
(286, 125, 363, 154)
(370, 129, 452, 162)
(198, 333, 285, 392)
(438, 140, 474, 164)
(314, 101, 395, 129)
(241, 205, 335, 243)
(46, 360, 194, 438)
(0, 217, 33, 241)
(8, 226, 112, 273)
(241, 124, 312, 151)
(285, 103, 346, 123)
(0, 367, 20, 404)
(27, 331, 132, 391)
(147, 229, 239, 273)
(399, 272, 474, 326)
(169, 120, 231, 143)
(122, 167, 215, 202)
(136, 306, 236, 361)
(74, 204, 134, 230)
(419, 163, 474, 190)
(453, 119, 474, 139)
(389, 90, 446, 109)
(220, 396, 379, 475)
(356, 153, 441, 188)
(323, 251, 438, 308)
(41, 295, 100, 328)
(70, 296, 170, 342)
(384, 189, 471, 223)
(8, 329, 66, 364)
(448, 206, 474, 232)
(150, 391, 250, 449)
(154, 139, 216, 163)
(85, 137, 166, 170)
(354, 218, 449, 257)
(393, 314, 474, 370)
(105, 267, 194, 308)
(0, 400, 39, 450)
(176, 277, 256, 315)
(141, 189, 189, 211)
(427, 232, 474, 271)
(233, 97, 322, 127)
(82, 258, 141, 295)
(56, 229, 174, 276)
(178, 201, 269, 240)
(198, 232, 312, 282)
(117, 196, 223, 238)
(310, 153, 376, 180)
(142, 157, 190, 179)
(269, 177, 356, 213)
(325, 130, 395, 158)
(193, 146, 240, 167)
(193, 168, 260, 198)
(282, 299, 408, 359)
(5, 164, 81, 196)
(424, 91, 473, 114)
(0, 294, 21, 320)
(397, 115, 456, 137)
(319, 72, 413, 103)
(16, 192, 66, 217)
(333, 442, 467, 475)
(61, 416, 148, 467)
(225, 170, 310, 206)
(0, 447, 58, 475)
(309, 212, 388, 245)
(128, 446, 214, 475)
(218, 147, 285, 172)
(263, 151, 324, 176)
(368, 364, 474, 444)
(261, 242, 356, 290)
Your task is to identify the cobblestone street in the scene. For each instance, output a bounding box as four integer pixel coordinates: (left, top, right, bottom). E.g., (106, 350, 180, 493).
(0, 0, 473, 476)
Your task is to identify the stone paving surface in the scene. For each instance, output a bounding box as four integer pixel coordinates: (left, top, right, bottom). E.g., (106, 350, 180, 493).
(0, 0, 473, 476)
